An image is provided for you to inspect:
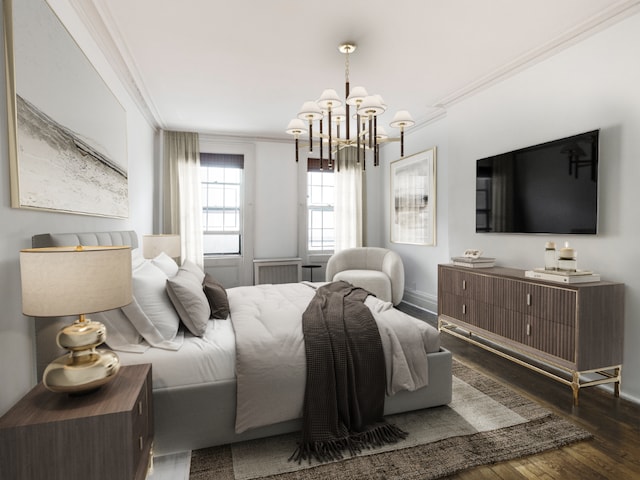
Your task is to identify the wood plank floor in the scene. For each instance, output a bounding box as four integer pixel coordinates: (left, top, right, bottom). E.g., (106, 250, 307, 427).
(398, 303, 640, 480)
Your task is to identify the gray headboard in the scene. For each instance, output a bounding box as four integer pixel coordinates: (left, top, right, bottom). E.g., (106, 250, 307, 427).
(32, 230, 138, 249)
(31, 230, 139, 380)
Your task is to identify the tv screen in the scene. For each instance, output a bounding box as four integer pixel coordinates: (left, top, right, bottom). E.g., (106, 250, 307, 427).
(476, 130, 599, 234)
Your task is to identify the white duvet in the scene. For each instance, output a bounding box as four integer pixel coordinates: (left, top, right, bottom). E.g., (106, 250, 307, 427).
(230, 282, 440, 433)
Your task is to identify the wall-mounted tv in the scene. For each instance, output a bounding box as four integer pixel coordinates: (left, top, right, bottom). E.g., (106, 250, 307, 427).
(476, 130, 599, 234)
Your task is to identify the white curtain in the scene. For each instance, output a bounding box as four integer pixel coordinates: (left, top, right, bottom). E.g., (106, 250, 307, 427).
(162, 131, 204, 268)
(334, 146, 364, 252)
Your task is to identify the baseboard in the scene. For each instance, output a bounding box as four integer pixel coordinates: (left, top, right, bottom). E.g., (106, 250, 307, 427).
(401, 289, 437, 314)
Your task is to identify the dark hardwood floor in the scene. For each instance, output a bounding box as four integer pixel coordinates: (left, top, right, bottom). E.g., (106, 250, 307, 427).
(398, 303, 640, 480)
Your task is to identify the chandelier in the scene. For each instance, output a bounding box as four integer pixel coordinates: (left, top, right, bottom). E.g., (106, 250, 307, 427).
(286, 43, 414, 170)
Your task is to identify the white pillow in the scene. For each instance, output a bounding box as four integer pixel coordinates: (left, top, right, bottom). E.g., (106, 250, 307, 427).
(131, 248, 146, 270)
(122, 297, 184, 351)
(91, 309, 149, 353)
(166, 268, 211, 336)
(121, 260, 183, 349)
(180, 259, 206, 284)
(151, 252, 179, 277)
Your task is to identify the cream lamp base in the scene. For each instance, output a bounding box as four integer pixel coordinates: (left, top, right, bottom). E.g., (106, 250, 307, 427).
(42, 317, 121, 394)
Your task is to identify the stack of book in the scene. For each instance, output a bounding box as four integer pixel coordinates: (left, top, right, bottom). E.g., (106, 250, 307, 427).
(525, 268, 600, 284)
(451, 256, 496, 268)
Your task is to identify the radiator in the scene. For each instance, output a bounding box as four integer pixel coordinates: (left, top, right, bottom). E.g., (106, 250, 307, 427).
(253, 258, 302, 285)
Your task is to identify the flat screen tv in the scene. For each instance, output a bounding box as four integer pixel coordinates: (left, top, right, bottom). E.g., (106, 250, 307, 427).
(476, 130, 599, 234)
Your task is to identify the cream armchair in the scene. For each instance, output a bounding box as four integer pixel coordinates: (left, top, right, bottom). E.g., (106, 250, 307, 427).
(325, 247, 405, 305)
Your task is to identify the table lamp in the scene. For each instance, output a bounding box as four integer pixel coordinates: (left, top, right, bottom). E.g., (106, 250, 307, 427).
(19, 246, 133, 394)
(142, 234, 181, 259)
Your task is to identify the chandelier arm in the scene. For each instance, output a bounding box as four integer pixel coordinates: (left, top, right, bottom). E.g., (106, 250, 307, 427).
(328, 109, 333, 168)
(319, 118, 324, 168)
(356, 113, 361, 164)
(369, 117, 374, 149)
(374, 116, 378, 166)
(361, 117, 366, 165)
(345, 81, 350, 144)
(336, 121, 340, 172)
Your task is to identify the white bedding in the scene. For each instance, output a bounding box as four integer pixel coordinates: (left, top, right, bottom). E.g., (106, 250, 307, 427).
(231, 282, 441, 433)
(117, 317, 236, 389)
(117, 282, 441, 431)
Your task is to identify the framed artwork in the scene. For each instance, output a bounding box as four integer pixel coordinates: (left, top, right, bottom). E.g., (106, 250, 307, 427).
(4, 0, 129, 218)
(390, 147, 436, 245)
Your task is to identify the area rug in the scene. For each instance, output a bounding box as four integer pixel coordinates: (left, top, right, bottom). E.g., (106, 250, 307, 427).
(190, 360, 591, 480)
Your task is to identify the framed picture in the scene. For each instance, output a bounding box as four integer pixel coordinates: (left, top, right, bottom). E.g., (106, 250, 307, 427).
(4, 0, 129, 218)
(390, 147, 436, 245)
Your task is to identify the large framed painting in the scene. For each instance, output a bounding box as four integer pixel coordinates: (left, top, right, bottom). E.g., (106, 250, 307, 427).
(390, 147, 436, 245)
(3, 0, 129, 218)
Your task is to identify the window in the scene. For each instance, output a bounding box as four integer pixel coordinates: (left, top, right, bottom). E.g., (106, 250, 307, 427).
(201, 153, 244, 255)
(307, 158, 334, 253)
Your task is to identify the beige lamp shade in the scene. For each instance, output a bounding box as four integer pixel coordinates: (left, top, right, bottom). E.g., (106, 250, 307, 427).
(286, 118, 307, 135)
(390, 110, 415, 128)
(143, 234, 181, 259)
(20, 246, 133, 317)
(317, 88, 342, 110)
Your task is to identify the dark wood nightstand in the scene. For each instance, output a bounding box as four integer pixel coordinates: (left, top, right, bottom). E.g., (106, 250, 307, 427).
(0, 363, 153, 480)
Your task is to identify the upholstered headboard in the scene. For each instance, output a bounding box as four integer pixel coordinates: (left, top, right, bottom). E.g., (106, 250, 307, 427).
(31, 230, 139, 380)
(32, 230, 138, 249)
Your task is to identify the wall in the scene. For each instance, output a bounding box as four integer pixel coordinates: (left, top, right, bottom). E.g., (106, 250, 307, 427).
(0, 0, 156, 415)
(199, 137, 301, 286)
(382, 11, 640, 403)
(379, 118, 450, 312)
(254, 141, 299, 259)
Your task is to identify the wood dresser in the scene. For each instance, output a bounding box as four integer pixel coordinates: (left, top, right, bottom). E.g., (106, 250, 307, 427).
(438, 264, 625, 405)
(0, 363, 153, 480)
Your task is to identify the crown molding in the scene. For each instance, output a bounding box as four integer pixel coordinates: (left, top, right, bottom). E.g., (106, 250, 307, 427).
(67, 0, 162, 129)
(435, 0, 640, 109)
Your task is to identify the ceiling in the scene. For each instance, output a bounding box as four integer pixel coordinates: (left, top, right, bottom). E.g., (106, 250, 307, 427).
(71, 0, 640, 140)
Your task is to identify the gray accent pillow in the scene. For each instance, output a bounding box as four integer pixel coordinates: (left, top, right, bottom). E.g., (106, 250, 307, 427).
(166, 268, 211, 336)
(203, 273, 230, 319)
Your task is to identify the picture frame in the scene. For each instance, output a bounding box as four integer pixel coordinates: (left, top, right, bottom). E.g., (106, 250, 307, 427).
(3, 0, 129, 218)
(390, 147, 436, 245)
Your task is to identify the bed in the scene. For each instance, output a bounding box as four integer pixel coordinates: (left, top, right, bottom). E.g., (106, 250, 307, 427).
(31, 231, 452, 456)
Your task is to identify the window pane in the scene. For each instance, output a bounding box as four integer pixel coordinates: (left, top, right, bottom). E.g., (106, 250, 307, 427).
(323, 174, 335, 187)
(225, 186, 239, 207)
(307, 168, 335, 252)
(209, 167, 225, 183)
(204, 211, 223, 230)
(201, 155, 244, 255)
(203, 234, 240, 255)
(226, 168, 241, 183)
(224, 211, 239, 228)
(323, 210, 334, 228)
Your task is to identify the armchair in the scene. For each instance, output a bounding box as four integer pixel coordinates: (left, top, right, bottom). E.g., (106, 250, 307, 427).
(325, 247, 405, 305)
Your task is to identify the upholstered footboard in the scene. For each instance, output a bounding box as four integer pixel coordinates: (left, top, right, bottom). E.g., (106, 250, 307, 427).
(153, 348, 452, 455)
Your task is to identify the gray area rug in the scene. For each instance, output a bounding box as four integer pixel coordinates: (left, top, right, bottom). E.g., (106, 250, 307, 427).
(190, 360, 591, 479)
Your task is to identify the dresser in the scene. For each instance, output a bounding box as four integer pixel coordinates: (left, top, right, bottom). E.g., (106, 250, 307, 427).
(0, 364, 153, 480)
(438, 265, 624, 405)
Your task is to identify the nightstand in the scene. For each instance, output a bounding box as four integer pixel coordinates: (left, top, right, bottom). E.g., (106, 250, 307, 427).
(0, 363, 153, 480)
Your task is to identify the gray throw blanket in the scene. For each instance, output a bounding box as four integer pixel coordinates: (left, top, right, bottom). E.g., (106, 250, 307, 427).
(290, 281, 407, 463)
